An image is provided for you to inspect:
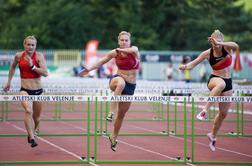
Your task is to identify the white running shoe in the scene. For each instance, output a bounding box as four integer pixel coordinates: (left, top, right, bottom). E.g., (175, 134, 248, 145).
(196, 110, 207, 121)
(109, 136, 117, 152)
(106, 112, 114, 122)
(207, 133, 216, 151)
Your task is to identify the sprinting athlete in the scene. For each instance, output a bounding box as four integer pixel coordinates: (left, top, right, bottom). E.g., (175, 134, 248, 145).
(3, 36, 48, 147)
(179, 30, 239, 151)
(79, 31, 140, 152)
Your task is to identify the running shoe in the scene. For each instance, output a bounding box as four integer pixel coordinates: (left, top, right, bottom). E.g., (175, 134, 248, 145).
(109, 136, 117, 152)
(30, 139, 38, 148)
(207, 132, 216, 151)
(106, 112, 114, 121)
(196, 110, 207, 121)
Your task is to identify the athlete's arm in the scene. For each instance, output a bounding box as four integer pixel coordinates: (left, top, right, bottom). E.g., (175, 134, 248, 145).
(220, 42, 239, 49)
(32, 52, 48, 77)
(116, 46, 139, 58)
(209, 37, 239, 52)
(78, 50, 116, 76)
(179, 49, 209, 70)
(3, 53, 19, 92)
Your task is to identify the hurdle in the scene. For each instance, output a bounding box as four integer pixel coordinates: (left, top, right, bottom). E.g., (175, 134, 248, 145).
(189, 96, 252, 165)
(92, 95, 252, 165)
(1, 78, 252, 163)
(0, 95, 252, 164)
(0, 95, 92, 165)
(92, 96, 189, 164)
(1, 85, 251, 137)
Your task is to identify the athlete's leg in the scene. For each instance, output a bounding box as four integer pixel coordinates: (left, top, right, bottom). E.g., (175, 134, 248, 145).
(207, 90, 232, 151)
(197, 77, 226, 120)
(108, 77, 125, 121)
(111, 101, 131, 140)
(204, 77, 226, 111)
(33, 101, 43, 133)
(211, 90, 232, 137)
(20, 91, 35, 140)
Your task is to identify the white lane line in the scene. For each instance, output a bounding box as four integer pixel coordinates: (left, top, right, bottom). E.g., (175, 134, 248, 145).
(174, 102, 252, 115)
(115, 139, 196, 166)
(6, 114, 252, 164)
(57, 121, 196, 166)
(128, 124, 252, 158)
(6, 122, 99, 166)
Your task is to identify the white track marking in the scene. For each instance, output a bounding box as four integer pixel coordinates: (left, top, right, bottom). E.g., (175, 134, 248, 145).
(6, 122, 99, 166)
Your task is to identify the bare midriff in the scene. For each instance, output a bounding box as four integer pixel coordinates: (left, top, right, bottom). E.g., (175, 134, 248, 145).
(212, 67, 231, 78)
(117, 69, 137, 84)
(21, 78, 42, 90)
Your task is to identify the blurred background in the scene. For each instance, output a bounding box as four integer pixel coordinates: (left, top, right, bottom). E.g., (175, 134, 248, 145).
(0, 0, 252, 82)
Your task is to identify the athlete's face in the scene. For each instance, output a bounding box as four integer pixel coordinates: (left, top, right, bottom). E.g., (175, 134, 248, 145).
(210, 33, 223, 49)
(24, 39, 36, 55)
(118, 34, 131, 48)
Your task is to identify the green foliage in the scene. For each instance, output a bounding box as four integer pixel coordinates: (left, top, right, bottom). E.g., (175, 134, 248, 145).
(236, 0, 252, 11)
(0, 0, 251, 50)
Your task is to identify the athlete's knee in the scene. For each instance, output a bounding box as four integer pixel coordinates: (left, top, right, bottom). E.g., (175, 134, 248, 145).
(25, 108, 33, 115)
(33, 116, 40, 123)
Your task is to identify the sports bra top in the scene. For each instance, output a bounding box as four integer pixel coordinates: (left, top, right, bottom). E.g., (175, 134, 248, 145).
(209, 47, 232, 70)
(19, 51, 40, 79)
(115, 52, 139, 70)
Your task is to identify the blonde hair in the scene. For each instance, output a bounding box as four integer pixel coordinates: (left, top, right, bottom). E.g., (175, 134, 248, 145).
(118, 31, 131, 40)
(23, 35, 37, 45)
(213, 29, 224, 41)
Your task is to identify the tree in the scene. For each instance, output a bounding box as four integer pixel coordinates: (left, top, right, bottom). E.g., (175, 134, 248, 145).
(0, 0, 251, 50)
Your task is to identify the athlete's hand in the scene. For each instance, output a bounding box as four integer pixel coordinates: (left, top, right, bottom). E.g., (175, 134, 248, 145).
(116, 48, 123, 52)
(116, 48, 127, 57)
(179, 64, 187, 70)
(25, 56, 34, 67)
(78, 67, 89, 76)
(208, 37, 221, 46)
(3, 82, 10, 92)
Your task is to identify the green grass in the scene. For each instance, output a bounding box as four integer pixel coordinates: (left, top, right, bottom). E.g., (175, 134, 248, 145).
(236, 0, 252, 11)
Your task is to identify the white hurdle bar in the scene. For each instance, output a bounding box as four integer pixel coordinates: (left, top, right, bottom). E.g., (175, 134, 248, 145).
(0, 95, 252, 103)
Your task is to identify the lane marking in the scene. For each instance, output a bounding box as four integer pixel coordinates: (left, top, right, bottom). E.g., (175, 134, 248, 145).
(173, 102, 252, 115)
(6, 122, 99, 166)
(56, 121, 196, 166)
(128, 124, 252, 158)
(5, 112, 252, 165)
